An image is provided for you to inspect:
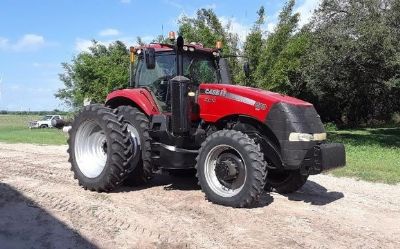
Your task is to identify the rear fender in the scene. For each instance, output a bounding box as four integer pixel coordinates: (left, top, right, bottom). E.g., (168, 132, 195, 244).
(106, 89, 160, 116)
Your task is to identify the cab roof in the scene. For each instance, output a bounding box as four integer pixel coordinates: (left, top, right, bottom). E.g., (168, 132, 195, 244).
(136, 43, 219, 54)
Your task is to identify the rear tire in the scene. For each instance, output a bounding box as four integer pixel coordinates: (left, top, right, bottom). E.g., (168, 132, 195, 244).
(266, 170, 308, 194)
(68, 104, 133, 192)
(40, 124, 48, 128)
(196, 130, 267, 208)
(117, 106, 153, 186)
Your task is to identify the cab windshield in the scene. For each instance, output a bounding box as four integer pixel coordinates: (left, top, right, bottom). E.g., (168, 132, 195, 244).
(136, 52, 219, 88)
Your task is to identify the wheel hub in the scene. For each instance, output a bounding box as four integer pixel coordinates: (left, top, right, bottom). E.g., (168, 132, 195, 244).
(74, 120, 108, 178)
(204, 145, 247, 197)
(215, 153, 241, 186)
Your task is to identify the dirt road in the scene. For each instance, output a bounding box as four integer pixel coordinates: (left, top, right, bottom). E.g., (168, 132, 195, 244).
(0, 142, 399, 249)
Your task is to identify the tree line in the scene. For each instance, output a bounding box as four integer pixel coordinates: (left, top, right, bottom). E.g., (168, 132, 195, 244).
(56, 0, 400, 127)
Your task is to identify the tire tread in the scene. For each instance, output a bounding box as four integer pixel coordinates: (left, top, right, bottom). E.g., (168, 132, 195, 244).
(196, 129, 267, 208)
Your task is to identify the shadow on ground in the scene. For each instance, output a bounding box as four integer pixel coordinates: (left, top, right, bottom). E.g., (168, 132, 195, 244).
(117, 170, 201, 192)
(281, 180, 344, 205)
(118, 171, 344, 208)
(0, 183, 97, 249)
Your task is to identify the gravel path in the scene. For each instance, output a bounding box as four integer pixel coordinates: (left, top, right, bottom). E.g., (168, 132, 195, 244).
(0, 142, 399, 249)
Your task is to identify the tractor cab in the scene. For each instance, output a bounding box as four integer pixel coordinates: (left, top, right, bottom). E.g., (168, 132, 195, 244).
(131, 41, 233, 112)
(134, 44, 220, 111)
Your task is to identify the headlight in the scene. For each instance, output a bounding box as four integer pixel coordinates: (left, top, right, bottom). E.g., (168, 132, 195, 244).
(289, 132, 326, 142)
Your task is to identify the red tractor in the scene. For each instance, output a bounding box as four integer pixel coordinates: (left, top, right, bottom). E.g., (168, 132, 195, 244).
(67, 34, 345, 208)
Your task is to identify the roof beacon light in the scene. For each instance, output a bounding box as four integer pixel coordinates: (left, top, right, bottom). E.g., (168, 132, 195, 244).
(168, 31, 176, 41)
(216, 41, 223, 49)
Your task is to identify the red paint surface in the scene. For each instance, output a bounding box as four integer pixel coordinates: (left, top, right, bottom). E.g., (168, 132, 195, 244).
(106, 84, 312, 124)
(198, 84, 312, 123)
(106, 88, 160, 116)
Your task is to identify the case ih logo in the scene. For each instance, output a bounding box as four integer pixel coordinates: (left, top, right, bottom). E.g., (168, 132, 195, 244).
(202, 88, 267, 111)
(204, 88, 227, 96)
(254, 102, 267, 111)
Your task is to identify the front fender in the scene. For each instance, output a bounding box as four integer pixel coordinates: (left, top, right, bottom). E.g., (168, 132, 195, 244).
(106, 88, 160, 116)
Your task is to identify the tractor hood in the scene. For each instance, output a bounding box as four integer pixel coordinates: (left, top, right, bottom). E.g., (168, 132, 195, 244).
(198, 83, 313, 123)
(215, 84, 312, 107)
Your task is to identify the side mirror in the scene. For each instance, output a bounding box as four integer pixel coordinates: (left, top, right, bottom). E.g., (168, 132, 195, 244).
(145, 48, 156, 69)
(219, 58, 232, 84)
(243, 62, 250, 78)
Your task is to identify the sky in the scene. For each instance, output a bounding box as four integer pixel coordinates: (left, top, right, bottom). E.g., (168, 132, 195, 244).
(0, 0, 320, 111)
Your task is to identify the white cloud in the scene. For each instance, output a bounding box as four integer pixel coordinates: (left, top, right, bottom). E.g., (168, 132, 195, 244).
(75, 36, 144, 52)
(0, 73, 3, 100)
(0, 81, 64, 111)
(296, 0, 321, 27)
(163, 0, 183, 9)
(7, 84, 22, 91)
(267, 22, 276, 33)
(140, 35, 155, 44)
(14, 34, 45, 51)
(99, 28, 120, 37)
(0, 34, 46, 52)
(75, 38, 99, 52)
(202, 3, 217, 10)
(0, 37, 8, 49)
(220, 16, 250, 43)
(259, 0, 321, 35)
(32, 62, 59, 69)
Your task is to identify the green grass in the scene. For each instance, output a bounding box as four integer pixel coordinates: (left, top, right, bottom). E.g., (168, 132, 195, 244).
(328, 127, 400, 184)
(0, 115, 67, 145)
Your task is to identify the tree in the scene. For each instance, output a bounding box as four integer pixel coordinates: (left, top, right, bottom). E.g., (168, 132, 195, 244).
(178, 8, 241, 82)
(56, 41, 130, 108)
(303, 0, 400, 126)
(241, 6, 266, 85)
(254, 0, 310, 94)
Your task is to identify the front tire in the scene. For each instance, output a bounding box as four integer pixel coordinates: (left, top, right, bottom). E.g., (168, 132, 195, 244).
(68, 104, 133, 192)
(196, 130, 267, 208)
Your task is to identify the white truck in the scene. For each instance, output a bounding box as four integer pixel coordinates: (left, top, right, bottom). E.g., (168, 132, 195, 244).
(29, 115, 62, 128)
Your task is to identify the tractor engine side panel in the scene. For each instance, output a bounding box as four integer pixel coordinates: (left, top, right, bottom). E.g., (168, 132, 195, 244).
(198, 84, 274, 123)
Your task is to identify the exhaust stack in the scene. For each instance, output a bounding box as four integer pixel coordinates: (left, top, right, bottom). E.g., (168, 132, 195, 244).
(170, 36, 191, 135)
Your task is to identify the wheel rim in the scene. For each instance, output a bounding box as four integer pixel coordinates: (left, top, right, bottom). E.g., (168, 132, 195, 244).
(126, 123, 141, 158)
(74, 120, 107, 178)
(204, 144, 247, 197)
